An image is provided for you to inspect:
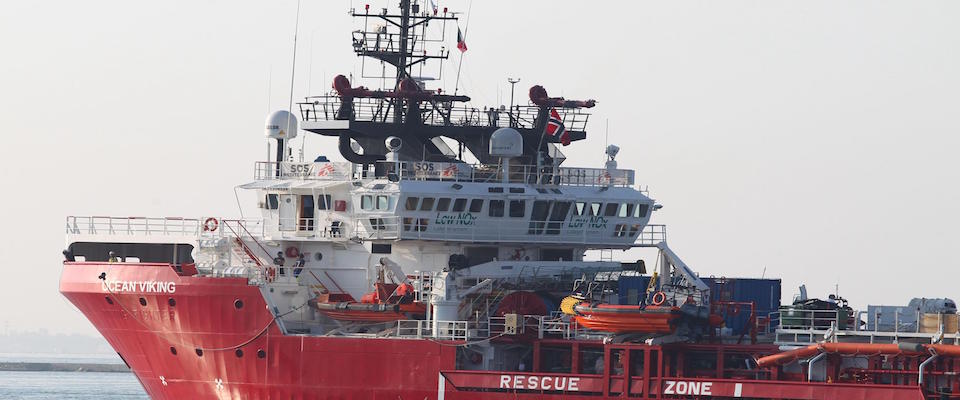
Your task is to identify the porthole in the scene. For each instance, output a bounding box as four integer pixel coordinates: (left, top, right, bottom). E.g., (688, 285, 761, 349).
(195, 348, 203, 357)
(257, 349, 266, 359)
(234, 299, 244, 309)
(105, 296, 113, 305)
(138, 297, 147, 306)
(170, 347, 177, 355)
(314, 252, 323, 261)
(168, 298, 176, 307)
(235, 349, 244, 358)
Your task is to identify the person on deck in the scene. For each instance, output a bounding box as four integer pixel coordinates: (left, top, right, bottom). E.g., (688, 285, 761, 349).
(293, 254, 305, 278)
(108, 251, 118, 263)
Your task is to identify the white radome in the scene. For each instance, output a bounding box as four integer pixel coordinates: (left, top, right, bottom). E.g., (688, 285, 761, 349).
(265, 110, 299, 139)
(489, 127, 523, 157)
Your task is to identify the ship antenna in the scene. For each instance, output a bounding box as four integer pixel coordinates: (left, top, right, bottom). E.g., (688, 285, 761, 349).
(453, 0, 473, 95)
(287, 0, 303, 162)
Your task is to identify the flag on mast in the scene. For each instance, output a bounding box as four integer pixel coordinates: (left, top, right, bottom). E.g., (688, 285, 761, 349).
(457, 27, 468, 52)
(545, 108, 571, 146)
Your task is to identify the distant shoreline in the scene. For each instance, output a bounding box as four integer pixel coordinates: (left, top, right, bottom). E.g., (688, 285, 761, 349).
(0, 362, 130, 373)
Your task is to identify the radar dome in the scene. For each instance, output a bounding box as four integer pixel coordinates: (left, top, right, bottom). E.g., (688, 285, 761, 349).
(489, 127, 523, 157)
(265, 110, 298, 140)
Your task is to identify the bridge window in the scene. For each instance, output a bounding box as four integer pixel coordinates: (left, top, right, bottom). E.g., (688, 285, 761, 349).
(509, 200, 525, 218)
(620, 203, 634, 218)
(637, 203, 650, 218)
(265, 194, 279, 210)
(589, 202, 601, 216)
(361, 195, 374, 210)
(318, 194, 331, 210)
(604, 203, 619, 217)
(528, 200, 551, 234)
(469, 199, 484, 213)
(436, 198, 451, 212)
(546, 201, 571, 235)
(614, 224, 627, 237)
(574, 202, 586, 216)
(489, 200, 504, 217)
(376, 195, 389, 210)
(420, 197, 435, 211)
(405, 197, 419, 211)
(453, 198, 467, 212)
(629, 224, 641, 236)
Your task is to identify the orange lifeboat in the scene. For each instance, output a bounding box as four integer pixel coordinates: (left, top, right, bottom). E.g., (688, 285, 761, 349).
(311, 282, 426, 323)
(573, 302, 681, 334)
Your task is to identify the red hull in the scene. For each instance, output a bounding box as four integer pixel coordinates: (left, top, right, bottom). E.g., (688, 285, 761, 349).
(61, 262, 935, 399)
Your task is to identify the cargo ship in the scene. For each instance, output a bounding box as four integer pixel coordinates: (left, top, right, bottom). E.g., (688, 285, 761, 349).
(60, 2, 960, 399)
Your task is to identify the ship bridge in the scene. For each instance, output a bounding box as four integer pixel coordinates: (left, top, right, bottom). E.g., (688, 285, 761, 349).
(240, 159, 660, 249)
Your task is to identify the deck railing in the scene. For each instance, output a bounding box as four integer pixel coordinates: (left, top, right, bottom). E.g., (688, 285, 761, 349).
(65, 216, 201, 236)
(252, 160, 635, 188)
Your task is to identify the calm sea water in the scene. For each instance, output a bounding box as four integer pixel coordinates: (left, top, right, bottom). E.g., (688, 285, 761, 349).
(0, 353, 147, 399)
(0, 371, 148, 399)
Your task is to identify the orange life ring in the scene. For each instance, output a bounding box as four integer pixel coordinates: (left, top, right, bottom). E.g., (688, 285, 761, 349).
(203, 217, 219, 232)
(651, 291, 667, 306)
(285, 246, 300, 258)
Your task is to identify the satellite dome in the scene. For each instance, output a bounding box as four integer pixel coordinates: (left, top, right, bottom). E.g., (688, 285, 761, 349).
(489, 127, 523, 157)
(265, 110, 298, 140)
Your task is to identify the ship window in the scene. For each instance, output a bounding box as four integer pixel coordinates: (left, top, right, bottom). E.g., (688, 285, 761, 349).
(546, 201, 571, 235)
(317, 194, 331, 210)
(536, 188, 549, 194)
(266, 194, 279, 210)
(509, 200, 525, 218)
(405, 197, 419, 211)
(369, 218, 387, 230)
(509, 187, 525, 194)
(574, 202, 586, 216)
(436, 198, 451, 212)
(416, 218, 429, 232)
(489, 200, 505, 217)
(628, 224, 641, 236)
(453, 198, 467, 212)
(589, 202, 601, 216)
(420, 197, 435, 211)
(621, 203, 634, 218)
(579, 347, 604, 374)
(371, 243, 392, 254)
(469, 199, 484, 213)
(403, 217, 413, 231)
(604, 203, 619, 217)
(551, 189, 563, 194)
(637, 203, 650, 218)
(488, 187, 504, 193)
(376, 195, 389, 210)
(541, 345, 572, 374)
(614, 223, 627, 237)
(528, 200, 551, 234)
(361, 195, 374, 210)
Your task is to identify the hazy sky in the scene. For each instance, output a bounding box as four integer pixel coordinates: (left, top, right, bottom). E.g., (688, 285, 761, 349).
(2, 1, 959, 336)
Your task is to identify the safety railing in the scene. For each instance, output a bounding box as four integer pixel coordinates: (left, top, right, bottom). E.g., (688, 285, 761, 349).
(770, 308, 960, 345)
(252, 160, 635, 188)
(298, 95, 591, 133)
(65, 216, 201, 236)
(395, 320, 472, 340)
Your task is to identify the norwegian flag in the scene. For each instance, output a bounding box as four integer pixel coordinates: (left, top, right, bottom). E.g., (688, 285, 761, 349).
(545, 108, 571, 146)
(456, 28, 468, 52)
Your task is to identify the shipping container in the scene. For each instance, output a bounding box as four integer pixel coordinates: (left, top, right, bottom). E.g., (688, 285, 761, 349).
(617, 276, 782, 335)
